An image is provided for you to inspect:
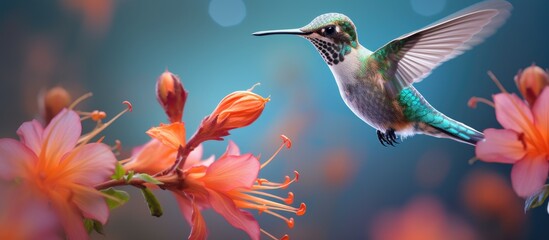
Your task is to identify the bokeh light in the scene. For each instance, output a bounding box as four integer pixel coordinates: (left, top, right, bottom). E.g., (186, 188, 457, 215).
(410, 0, 446, 16)
(208, 0, 246, 27)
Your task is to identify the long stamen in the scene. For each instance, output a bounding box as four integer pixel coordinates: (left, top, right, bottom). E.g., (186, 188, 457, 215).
(488, 71, 508, 93)
(69, 92, 93, 110)
(236, 193, 299, 212)
(260, 228, 288, 240)
(253, 172, 299, 190)
(78, 101, 132, 145)
(247, 190, 294, 204)
(261, 135, 292, 169)
(468, 97, 495, 108)
(263, 210, 295, 228)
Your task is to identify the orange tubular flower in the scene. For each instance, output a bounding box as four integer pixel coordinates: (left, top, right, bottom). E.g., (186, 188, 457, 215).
(123, 122, 214, 175)
(0, 109, 118, 239)
(203, 88, 269, 134)
(156, 71, 188, 123)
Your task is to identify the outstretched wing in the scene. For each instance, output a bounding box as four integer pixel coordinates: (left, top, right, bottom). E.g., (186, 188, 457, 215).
(371, 0, 511, 97)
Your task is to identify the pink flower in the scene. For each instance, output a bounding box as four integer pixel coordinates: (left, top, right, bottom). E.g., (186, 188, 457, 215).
(475, 86, 549, 197)
(0, 109, 117, 239)
(171, 141, 304, 240)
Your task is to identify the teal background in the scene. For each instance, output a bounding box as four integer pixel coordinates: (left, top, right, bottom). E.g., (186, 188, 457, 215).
(1, 0, 548, 239)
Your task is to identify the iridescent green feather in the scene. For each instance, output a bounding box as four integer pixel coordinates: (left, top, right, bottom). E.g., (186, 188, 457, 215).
(397, 88, 483, 144)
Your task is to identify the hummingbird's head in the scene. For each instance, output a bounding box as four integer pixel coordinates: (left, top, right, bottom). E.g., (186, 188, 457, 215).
(254, 13, 359, 66)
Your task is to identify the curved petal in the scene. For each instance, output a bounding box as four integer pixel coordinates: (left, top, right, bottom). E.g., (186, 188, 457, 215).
(493, 93, 533, 133)
(146, 122, 186, 150)
(61, 143, 116, 186)
(203, 153, 259, 191)
(184, 144, 204, 169)
(511, 154, 549, 197)
(207, 190, 260, 240)
(50, 191, 88, 240)
(174, 193, 194, 225)
(124, 139, 176, 175)
(17, 120, 44, 155)
(533, 87, 549, 137)
(476, 129, 526, 164)
(42, 109, 81, 165)
(219, 141, 241, 159)
(72, 187, 109, 224)
(188, 197, 208, 240)
(0, 139, 36, 180)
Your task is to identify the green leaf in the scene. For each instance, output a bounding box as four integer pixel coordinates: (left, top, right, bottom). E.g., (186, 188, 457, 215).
(93, 220, 105, 235)
(112, 162, 125, 180)
(84, 219, 94, 234)
(101, 188, 130, 210)
(133, 173, 164, 185)
(141, 188, 163, 217)
(524, 185, 549, 212)
(84, 219, 104, 235)
(125, 170, 135, 183)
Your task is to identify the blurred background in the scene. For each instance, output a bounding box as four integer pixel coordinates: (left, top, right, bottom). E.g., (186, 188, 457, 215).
(1, 0, 548, 239)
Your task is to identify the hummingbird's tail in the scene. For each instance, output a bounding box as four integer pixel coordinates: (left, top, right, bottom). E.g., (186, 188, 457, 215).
(417, 113, 484, 145)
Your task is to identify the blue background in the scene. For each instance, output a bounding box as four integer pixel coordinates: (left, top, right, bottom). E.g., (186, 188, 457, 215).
(1, 0, 548, 239)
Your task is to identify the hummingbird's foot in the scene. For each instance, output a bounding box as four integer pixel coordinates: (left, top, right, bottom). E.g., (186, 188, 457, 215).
(377, 128, 399, 147)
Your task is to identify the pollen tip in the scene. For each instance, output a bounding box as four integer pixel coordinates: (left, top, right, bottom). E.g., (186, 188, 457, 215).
(122, 101, 133, 112)
(280, 234, 289, 240)
(280, 135, 292, 148)
(293, 171, 300, 182)
(296, 203, 306, 216)
(91, 110, 107, 121)
(286, 218, 295, 229)
(467, 97, 478, 108)
(284, 192, 294, 205)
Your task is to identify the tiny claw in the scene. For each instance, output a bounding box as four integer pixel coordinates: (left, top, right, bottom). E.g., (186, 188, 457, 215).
(123, 101, 133, 112)
(377, 130, 387, 147)
(296, 203, 306, 216)
(280, 135, 292, 148)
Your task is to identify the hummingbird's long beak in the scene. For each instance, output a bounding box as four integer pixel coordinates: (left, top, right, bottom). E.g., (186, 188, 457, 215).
(252, 28, 308, 36)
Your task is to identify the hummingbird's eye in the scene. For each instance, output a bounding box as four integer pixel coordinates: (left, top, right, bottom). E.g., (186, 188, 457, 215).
(324, 25, 336, 35)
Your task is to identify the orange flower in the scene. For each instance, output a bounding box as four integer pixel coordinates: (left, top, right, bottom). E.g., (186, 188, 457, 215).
(0, 109, 118, 239)
(156, 71, 188, 123)
(123, 122, 213, 175)
(205, 88, 269, 131)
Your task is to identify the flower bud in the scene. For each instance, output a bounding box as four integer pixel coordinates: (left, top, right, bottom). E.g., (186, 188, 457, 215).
(515, 64, 549, 105)
(207, 90, 269, 131)
(156, 71, 188, 123)
(40, 86, 72, 124)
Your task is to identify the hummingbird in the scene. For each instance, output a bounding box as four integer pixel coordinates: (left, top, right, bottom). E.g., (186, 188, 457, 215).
(253, 0, 511, 146)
